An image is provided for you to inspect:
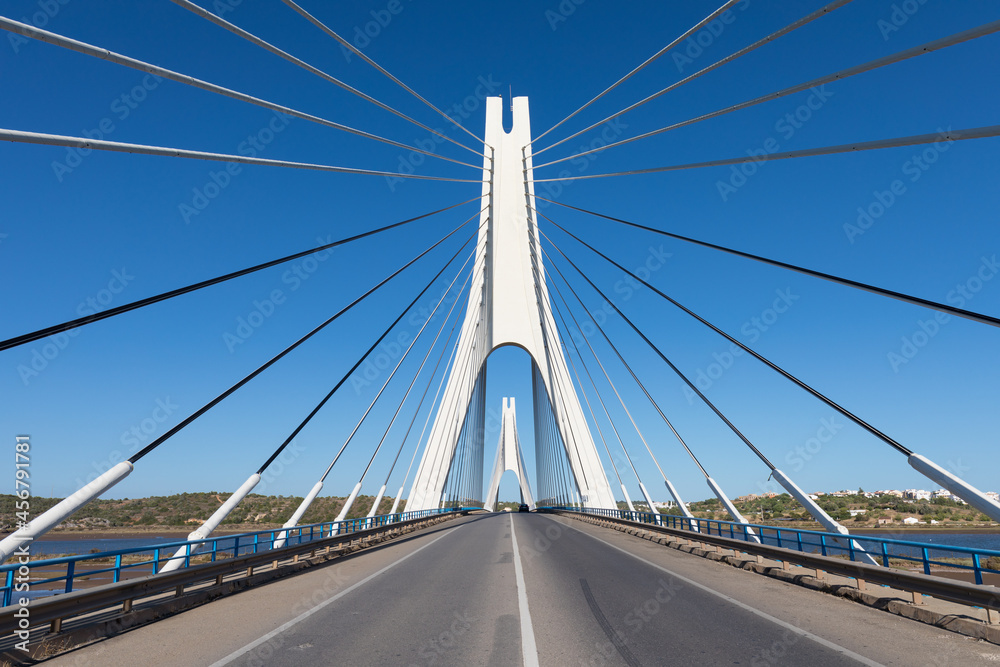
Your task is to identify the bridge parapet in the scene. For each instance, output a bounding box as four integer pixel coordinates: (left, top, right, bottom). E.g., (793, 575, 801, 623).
(0, 507, 468, 611)
(548, 507, 1000, 620)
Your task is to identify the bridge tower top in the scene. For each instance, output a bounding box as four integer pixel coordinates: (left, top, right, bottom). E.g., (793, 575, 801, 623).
(405, 97, 616, 511)
(480, 97, 550, 354)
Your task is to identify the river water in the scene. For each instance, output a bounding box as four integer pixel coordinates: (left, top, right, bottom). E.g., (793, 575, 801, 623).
(27, 534, 272, 559)
(850, 531, 1000, 558)
(26, 530, 1000, 559)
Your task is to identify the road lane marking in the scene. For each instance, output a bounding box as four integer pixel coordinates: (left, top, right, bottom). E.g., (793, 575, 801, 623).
(209, 526, 458, 667)
(510, 514, 540, 667)
(562, 519, 885, 667)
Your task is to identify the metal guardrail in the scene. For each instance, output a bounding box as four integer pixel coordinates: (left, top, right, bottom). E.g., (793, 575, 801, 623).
(0, 508, 471, 637)
(1, 507, 464, 608)
(548, 506, 1000, 584)
(548, 507, 1000, 613)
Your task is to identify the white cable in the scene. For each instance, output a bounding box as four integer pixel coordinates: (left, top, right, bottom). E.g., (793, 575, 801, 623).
(169, 0, 487, 158)
(0, 17, 481, 170)
(535, 20, 1000, 169)
(532, 0, 855, 158)
(531, 126, 1000, 183)
(531, 0, 744, 146)
(279, 0, 489, 152)
(0, 129, 485, 182)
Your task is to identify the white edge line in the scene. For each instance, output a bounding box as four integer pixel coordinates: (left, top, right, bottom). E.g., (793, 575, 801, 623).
(210, 526, 457, 666)
(561, 518, 885, 667)
(510, 514, 540, 667)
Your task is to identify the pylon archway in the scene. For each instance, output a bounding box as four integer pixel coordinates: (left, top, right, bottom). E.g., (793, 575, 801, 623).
(484, 397, 534, 511)
(406, 97, 616, 511)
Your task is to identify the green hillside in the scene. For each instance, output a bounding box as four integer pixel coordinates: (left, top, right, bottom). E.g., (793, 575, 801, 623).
(0, 492, 398, 533)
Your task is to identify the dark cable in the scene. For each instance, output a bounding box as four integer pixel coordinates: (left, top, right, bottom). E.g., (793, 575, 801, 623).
(535, 196, 1000, 330)
(544, 212, 915, 456)
(1, 198, 480, 351)
(378, 269, 473, 487)
(264, 222, 482, 476)
(386, 291, 468, 491)
(357, 252, 477, 481)
(548, 289, 646, 494)
(540, 232, 777, 469)
(544, 246, 709, 477)
(128, 210, 482, 464)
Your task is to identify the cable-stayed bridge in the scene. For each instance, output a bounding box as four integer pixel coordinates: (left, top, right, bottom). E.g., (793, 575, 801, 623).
(2, 1, 1000, 664)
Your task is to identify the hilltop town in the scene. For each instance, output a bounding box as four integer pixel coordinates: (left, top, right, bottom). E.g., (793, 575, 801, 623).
(642, 488, 1000, 529)
(4, 486, 998, 535)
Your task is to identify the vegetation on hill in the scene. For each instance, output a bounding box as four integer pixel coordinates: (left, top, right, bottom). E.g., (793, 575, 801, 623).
(617, 492, 997, 528)
(4, 490, 994, 534)
(0, 492, 398, 533)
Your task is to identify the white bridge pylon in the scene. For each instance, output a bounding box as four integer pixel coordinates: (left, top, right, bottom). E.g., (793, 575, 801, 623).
(406, 96, 616, 511)
(484, 397, 534, 511)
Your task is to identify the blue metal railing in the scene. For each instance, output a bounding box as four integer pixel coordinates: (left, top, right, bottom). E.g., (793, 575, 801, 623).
(1, 507, 468, 607)
(548, 506, 1000, 585)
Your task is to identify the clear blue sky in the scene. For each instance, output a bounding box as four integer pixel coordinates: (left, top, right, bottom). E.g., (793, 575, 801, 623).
(2, 1, 998, 508)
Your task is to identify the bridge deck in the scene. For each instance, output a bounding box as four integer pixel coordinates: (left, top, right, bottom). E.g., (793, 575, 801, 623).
(43, 513, 998, 666)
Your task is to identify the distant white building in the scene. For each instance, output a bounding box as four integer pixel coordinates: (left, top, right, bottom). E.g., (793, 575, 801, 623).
(904, 489, 931, 501)
(902, 517, 920, 525)
(848, 509, 867, 517)
(986, 492, 1000, 503)
(929, 489, 967, 503)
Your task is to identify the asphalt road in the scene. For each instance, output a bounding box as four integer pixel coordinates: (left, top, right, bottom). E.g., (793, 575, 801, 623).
(46, 512, 1000, 666)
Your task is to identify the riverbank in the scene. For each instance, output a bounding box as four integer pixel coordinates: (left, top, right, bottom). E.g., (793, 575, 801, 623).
(852, 527, 1000, 534)
(3, 525, 284, 542)
(742, 521, 1000, 534)
(10, 520, 1000, 546)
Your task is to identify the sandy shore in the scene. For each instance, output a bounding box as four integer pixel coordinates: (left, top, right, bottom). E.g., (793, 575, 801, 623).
(4, 526, 285, 542)
(750, 523, 1000, 534)
(8, 524, 999, 543)
(851, 527, 1000, 535)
